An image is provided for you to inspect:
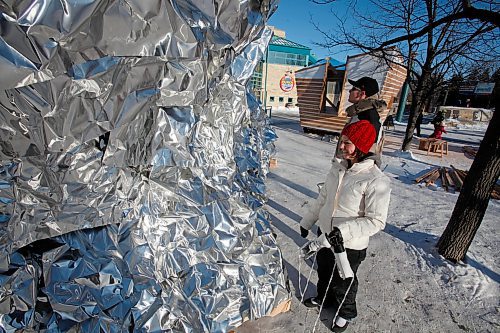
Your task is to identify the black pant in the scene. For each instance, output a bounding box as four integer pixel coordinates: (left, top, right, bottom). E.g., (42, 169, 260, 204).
(316, 247, 367, 319)
(415, 115, 422, 136)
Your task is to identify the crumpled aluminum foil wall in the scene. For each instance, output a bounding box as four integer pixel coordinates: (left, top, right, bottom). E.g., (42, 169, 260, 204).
(0, 0, 289, 331)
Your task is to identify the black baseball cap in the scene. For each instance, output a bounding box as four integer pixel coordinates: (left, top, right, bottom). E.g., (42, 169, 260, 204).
(348, 77, 379, 97)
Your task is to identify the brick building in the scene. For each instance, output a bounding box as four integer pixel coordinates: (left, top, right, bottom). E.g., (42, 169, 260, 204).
(250, 28, 323, 109)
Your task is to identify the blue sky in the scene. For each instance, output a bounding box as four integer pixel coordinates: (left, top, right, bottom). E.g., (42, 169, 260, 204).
(268, 0, 364, 63)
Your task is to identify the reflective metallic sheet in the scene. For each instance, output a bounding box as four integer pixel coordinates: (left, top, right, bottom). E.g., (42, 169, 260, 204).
(0, 0, 289, 331)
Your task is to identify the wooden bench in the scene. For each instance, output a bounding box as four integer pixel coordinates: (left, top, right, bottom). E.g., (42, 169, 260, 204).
(418, 138, 448, 158)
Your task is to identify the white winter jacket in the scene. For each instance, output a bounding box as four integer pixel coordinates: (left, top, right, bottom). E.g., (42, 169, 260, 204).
(300, 157, 391, 250)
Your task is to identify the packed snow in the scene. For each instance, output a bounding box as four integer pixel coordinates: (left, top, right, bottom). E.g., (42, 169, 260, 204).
(237, 113, 499, 333)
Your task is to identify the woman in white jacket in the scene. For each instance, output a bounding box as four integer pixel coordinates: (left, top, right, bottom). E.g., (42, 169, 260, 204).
(299, 120, 391, 332)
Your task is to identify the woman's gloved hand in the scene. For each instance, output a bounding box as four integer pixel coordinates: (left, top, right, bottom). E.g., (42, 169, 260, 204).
(300, 226, 309, 238)
(301, 234, 331, 259)
(326, 227, 343, 246)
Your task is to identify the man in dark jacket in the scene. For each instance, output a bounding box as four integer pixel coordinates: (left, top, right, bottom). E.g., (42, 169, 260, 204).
(336, 77, 387, 165)
(344, 77, 386, 142)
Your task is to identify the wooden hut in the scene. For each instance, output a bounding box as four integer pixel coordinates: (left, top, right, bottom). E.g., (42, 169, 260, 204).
(296, 51, 407, 134)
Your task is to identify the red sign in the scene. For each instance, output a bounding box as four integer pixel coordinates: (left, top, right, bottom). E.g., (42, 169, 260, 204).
(280, 74, 295, 92)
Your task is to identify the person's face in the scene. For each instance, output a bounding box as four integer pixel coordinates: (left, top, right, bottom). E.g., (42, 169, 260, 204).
(348, 86, 366, 103)
(339, 135, 357, 160)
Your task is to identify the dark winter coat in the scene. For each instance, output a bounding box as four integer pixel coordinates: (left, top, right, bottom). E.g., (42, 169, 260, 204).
(345, 97, 387, 142)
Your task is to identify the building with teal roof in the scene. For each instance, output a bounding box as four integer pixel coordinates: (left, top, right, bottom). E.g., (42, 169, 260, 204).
(251, 27, 342, 109)
(267, 35, 317, 67)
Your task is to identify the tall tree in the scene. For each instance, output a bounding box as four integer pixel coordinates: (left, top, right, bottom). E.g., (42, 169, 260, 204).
(437, 84, 499, 261)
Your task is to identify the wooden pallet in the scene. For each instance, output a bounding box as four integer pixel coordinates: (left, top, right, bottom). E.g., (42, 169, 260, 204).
(270, 158, 278, 169)
(414, 165, 500, 199)
(462, 146, 478, 159)
(228, 299, 291, 333)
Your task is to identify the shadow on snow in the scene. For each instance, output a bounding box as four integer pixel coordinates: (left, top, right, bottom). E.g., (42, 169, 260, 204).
(384, 224, 499, 283)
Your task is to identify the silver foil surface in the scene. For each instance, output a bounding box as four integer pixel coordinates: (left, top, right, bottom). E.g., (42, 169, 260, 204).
(0, 0, 289, 331)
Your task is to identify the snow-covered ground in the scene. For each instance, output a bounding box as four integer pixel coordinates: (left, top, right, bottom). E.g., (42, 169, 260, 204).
(237, 116, 499, 332)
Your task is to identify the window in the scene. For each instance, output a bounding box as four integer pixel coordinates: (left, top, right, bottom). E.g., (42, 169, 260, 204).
(249, 61, 263, 101)
(267, 51, 307, 66)
(270, 96, 275, 102)
(250, 74, 262, 90)
(279, 97, 284, 102)
(288, 97, 293, 103)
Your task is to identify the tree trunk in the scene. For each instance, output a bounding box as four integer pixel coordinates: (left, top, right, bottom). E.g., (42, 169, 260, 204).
(437, 97, 500, 262)
(401, 69, 432, 151)
(401, 99, 422, 151)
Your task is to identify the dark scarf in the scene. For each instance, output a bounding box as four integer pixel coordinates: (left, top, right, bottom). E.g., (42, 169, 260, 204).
(346, 97, 387, 117)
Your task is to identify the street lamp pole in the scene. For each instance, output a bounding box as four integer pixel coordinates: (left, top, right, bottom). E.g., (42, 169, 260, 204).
(396, 52, 416, 122)
(263, 49, 270, 117)
(396, 83, 410, 122)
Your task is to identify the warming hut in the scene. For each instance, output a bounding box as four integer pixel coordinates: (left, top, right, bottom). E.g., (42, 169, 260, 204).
(296, 51, 407, 134)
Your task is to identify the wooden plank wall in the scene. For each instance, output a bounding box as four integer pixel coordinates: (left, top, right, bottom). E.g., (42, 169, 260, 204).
(296, 78, 323, 114)
(297, 76, 349, 133)
(299, 113, 349, 133)
(379, 62, 407, 122)
(297, 63, 406, 134)
(296, 77, 348, 131)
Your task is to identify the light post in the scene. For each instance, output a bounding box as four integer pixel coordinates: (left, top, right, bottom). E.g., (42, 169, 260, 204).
(396, 52, 416, 122)
(263, 49, 270, 118)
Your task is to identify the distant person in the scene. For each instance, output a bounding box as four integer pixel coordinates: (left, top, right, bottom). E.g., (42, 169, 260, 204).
(383, 113, 394, 129)
(431, 111, 445, 124)
(429, 122, 447, 139)
(415, 112, 423, 137)
(337, 77, 387, 164)
(299, 120, 391, 332)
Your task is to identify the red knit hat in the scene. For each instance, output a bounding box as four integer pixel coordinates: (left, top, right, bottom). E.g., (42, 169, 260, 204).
(341, 120, 376, 153)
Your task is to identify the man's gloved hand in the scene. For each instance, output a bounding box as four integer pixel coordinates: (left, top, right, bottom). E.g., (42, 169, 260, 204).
(300, 226, 309, 238)
(300, 234, 331, 259)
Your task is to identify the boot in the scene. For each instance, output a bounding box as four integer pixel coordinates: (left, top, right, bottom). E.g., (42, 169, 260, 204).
(331, 316, 349, 332)
(303, 297, 320, 308)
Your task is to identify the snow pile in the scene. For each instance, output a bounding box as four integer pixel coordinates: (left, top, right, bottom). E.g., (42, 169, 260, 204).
(446, 118, 490, 131)
(387, 149, 421, 161)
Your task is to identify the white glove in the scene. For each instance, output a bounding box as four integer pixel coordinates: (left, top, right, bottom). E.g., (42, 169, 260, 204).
(301, 234, 331, 259)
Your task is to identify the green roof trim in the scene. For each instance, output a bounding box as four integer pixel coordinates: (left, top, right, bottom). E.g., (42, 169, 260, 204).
(266, 35, 315, 63)
(309, 54, 318, 64)
(270, 36, 311, 50)
(269, 44, 311, 55)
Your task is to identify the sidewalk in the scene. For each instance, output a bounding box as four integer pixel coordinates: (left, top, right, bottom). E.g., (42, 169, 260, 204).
(268, 106, 299, 119)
